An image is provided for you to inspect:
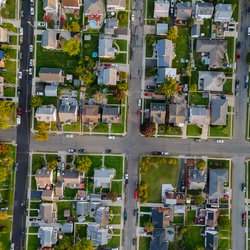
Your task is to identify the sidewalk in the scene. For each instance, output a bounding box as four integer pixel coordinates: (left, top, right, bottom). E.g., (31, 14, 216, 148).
(2, 19, 20, 27)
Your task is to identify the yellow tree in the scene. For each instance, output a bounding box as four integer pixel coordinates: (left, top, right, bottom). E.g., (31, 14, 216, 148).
(47, 159, 58, 170)
(157, 77, 178, 98)
(166, 26, 178, 40)
(75, 156, 92, 173)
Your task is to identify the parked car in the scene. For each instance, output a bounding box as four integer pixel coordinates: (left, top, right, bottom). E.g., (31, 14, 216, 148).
(16, 107, 22, 115)
(105, 149, 112, 153)
(29, 59, 33, 67)
(37, 22, 46, 27)
(29, 67, 32, 76)
(138, 68, 142, 75)
(152, 151, 161, 155)
(68, 148, 76, 153)
(137, 99, 142, 107)
(125, 173, 128, 184)
(133, 209, 138, 216)
(78, 149, 85, 153)
(18, 71, 22, 79)
(19, 52, 22, 60)
(19, 27, 23, 36)
(16, 115, 21, 125)
(242, 212, 246, 226)
(20, 10, 24, 18)
(146, 85, 156, 90)
(11, 243, 14, 250)
(124, 210, 127, 221)
(225, 73, 232, 77)
(132, 238, 136, 245)
(216, 139, 224, 144)
(235, 88, 239, 96)
(30, 7, 34, 15)
(236, 42, 241, 49)
(131, 14, 134, 22)
(17, 86, 22, 95)
(108, 136, 115, 140)
(65, 134, 73, 138)
(194, 138, 201, 142)
(242, 183, 246, 192)
(134, 188, 138, 200)
(14, 163, 18, 171)
(57, 156, 61, 162)
(161, 151, 169, 155)
(236, 52, 240, 60)
(29, 45, 33, 52)
(30, 0, 34, 6)
(144, 92, 153, 97)
(6, 98, 13, 101)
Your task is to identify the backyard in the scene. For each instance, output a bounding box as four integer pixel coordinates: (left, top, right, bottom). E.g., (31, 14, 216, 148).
(200, 19, 211, 37)
(139, 237, 151, 250)
(0, 61, 17, 84)
(183, 226, 204, 249)
(140, 156, 180, 202)
(32, 153, 58, 174)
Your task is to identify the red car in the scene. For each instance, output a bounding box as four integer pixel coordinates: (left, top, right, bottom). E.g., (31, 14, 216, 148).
(236, 53, 240, 60)
(242, 212, 246, 226)
(16, 107, 22, 115)
(137, 109, 141, 117)
(134, 189, 138, 200)
(144, 92, 153, 97)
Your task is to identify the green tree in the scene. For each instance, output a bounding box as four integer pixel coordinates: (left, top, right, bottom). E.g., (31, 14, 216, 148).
(113, 89, 125, 100)
(247, 52, 250, 64)
(1, 45, 15, 59)
(75, 156, 92, 173)
(30, 96, 43, 107)
(107, 191, 118, 202)
(157, 77, 178, 97)
(140, 120, 156, 137)
(187, 18, 195, 27)
(0, 143, 9, 155)
(0, 241, 3, 250)
(193, 195, 205, 205)
(55, 236, 74, 250)
(47, 159, 57, 170)
(166, 26, 178, 40)
(145, 67, 157, 78)
(189, 83, 198, 91)
(0, 167, 9, 183)
(80, 71, 95, 87)
(197, 159, 206, 171)
(0, 211, 8, 221)
(144, 221, 154, 232)
(146, 34, 156, 46)
(62, 38, 80, 56)
(75, 239, 94, 250)
(118, 71, 128, 81)
(117, 82, 128, 91)
(69, 21, 80, 32)
(0, 23, 16, 32)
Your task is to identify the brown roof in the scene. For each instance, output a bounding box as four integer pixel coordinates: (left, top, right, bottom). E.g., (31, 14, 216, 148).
(62, 0, 80, 7)
(82, 105, 100, 124)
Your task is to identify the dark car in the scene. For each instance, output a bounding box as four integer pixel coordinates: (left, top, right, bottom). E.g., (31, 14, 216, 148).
(152, 151, 161, 155)
(225, 73, 232, 77)
(16, 107, 22, 115)
(124, 210, 127, 221)
(236, 42, 241, 49)
(146, 85, 156, 90)
(133, 209, 138, 216)
(78, 149, 85, 153)
(57, 156, 61, 162)
(105, 149, 112, 153)
(242, 212, 246, 226)
(242, 183, 246, 192)
(17, 86, 22, 95)
(5, 98, 13, 101)
(132, 238, 136, 245)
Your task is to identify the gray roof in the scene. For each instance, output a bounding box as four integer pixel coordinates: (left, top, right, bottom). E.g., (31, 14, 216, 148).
(156, 68, 177, 83)
(64, 168, 80, 179)
(196, 39, 227, 69)
(39, 67, 64, 82)
(191, 24, 200, 38)
(151, 102, 166, 112)
(211, 98, 228, 125)
(43, 0, 57, 10)
(98, 67, 117, 85)
(189, 168, 206, 190)
(42, 30, 57, 49)
(152, 209, 164, 228)
(154, 0, 170, 18)
(98, 37, 115, 58)
(150, 228, 168, 250)
(198, 71, 226, 91)
(176, 2, 192, 20)
(39, 67, 62, 75)
(35, 168, 52, 178)
(169, 103, 187, 125)
(150, 103, 166, 124)
(93, 206, 109, 227)
(90, 194, 102, 201)
(45, 85, 58, 97)
(156, 23, 168, 35)
(84, 0, 105, 15)
(205, 230, 218, 249)
(38, 227, 57, 248)
(102, 106, 121, 123)
(105, 18, 118, 29)
(58, 98, 78, 117)
(76, 201, 90, 216)
(214, 4, 232, 22)
(107, 0, 126, 9)
(61, 223, 73, 233)
(156, 39, 175, 67)
(195, 2, 214, 19)
(87, 223, 111, 246)
(209, 168, 228, 198)
(189, 106, 210, 126)
(94, 168, 115, 187)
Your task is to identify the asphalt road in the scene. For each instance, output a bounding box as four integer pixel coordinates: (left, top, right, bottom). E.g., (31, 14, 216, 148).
(11, 0, 34, 249)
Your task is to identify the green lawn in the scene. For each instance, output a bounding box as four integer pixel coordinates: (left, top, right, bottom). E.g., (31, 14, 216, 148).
(223, 79, 233, 95)
(207, 159, 230, 169)
(27, 235, 40, 250)
(82, 34, 99, 61)
(30, 202, 41, 209)
(139, 237, 151, 250)
(63, 122, 81, 132)
(110, 215, 121, 224)
(109, 206, 121, 215)
(172, 26, 190, 69)
(107, 95, 121, 104)
(63, 187, 78, 199)
(9, 35, 17, 45)
(114, 40, 127, 52)
(189, 92, 209, 106)
(37, 0, 45, 21)
(158, 124, 182, 136)
(218, 239, 230, 249)
(92, 123, 109, 133)
(42, 96, 58, 106)
(209, 115, 231, 138)
(191, 71, 198, 86)
(140, 156, 180, 202)
(111, 106, 126, 134)
(28, 227, 39, 233)
(0, 0, 15, 18)
(140, 207, 151, 212)
(3, 87, 15, 97)
(85, 155, 102, 177)
(187, 124, 202, 136)
(186, 210, 196, 226)
(200, 19, 211, 37)
(101, 53, 127, 64)
(0, 218, 12, 249)
(146, 36, 154, 58)
(104, 156, 123, 179)
(139, 214, 151, 227)
(147, 0, 155, 19)
(225, 37, 235, 64)
(111, 181, 123, 194)
(117, 11, 128, 27)
(183, 226, 204, 249)
(106, 236, 120, 248)
(36, 44, 79, 75)
(173, 215, 184, 224)
(57, 201, 76, 220)
(75, 224, 87, 238)
(0, 60, 16, 84)
(32, 154, 57, 174)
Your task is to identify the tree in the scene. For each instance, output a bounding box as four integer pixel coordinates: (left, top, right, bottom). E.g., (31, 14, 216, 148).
(47, 159, 57, 170)
(0, 143, 9, 155)
(30, 96, 43, 107)
(55, 236, 74, 250)
(166, 26, 178, 40)
(107, 191, 118, 202)
(80, 71, 95, 86)
(0, 241, 3, 250)
(247, 52, 250, 64)
(0, 100, 14, 129)
(218, 215, 230, 229)
(193, 195, 205, 205)
(157, 77, 178, 97)
(69, 21, 80, 32)
(35, 122, 49, 141)
(0, 167, 9, 183)
(144, 221, 154, 232)
(1, 45, 15, 59)
(62, 38, 80, 57)
(113, 89, 125, 100)
(145, 67, 157, 78)
(197, 159, 206, 171)
(118, 71, 128, 81)
(0, 23, 16, 32)
(187, 18, 195, 27)
(0, 211, 8, 221)
(140, 120, 156, 137)
(92, 91, 106, 104)
(117, 82, 128, 92)
(75, 156, 92, 173)
(146, 35, 156, 46)
(75, 239, 94, 250)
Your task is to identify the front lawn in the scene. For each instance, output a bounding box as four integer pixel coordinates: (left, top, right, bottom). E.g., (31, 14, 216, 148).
(9, 36, 17, 45)
(183, 226, 204, 249)
(139, 237, 151, 250)
(3, 87, 15, 97)
(146, 36, 154, 58)
(37, 0, 45, 21)
(111, 181, 123, 194)
(92, 123, 109, 133)
(209, 115, 231, 138)
(140, 156, 180, 202)
(187, 124, 202, 136)
(0, 0, 15, 19)
(189, 92, 209, 106)
(32, 154, 57, 174)
(223, 79, 233, 95)
(114, 40, 127, 52)
(117, 11, 128, 27)
(75, 224, 87, 238)
(207, 159, 230, 169)
(147, 0, 155, 19)
(42, 96, 58, 106)
(186, 210, 196, 226)
(63, 187, 78, 199)
(101, 53, 127, 64)
(27, 235, 40, 250)
(225, 37, 235, 64)
(0, 61, 16, 84)
(106, 236, 120, 248)
(110, 215, 121, 224)
(218, 239, 230, 249)
(85, 155, 102, 177)
(139, 214, 151, 227)
(200, 19, 211, 37)
(63, 122, 81, 132)
(158, 124, 182, 136)
(104, 156, 123, 179)
(109, 206, 121, 215)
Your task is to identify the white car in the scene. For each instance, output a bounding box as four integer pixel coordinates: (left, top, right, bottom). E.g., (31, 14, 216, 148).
(216, 139, 224, 144)
(16, 115, 21, 125)
(108, 136, 115, 140)
(68, 148, 76, 153)
(65, 134, 73, 138)
(29, 67, 32, 76)
(29, 59, 33, 67)
(131, 14, 135, 22)
(125, 173, 128, 183)
(11, 243, 14, 250)
(14, 163, 18, 171)
(29, 45, 33, 52)
(38, 22, 46, 27)
(161, 152, 169, 155)
(30, 0, 34, 6)
(19, 27, 23, 36)
(21, 10, 24, 18)
(137, 99, 142, 107)
(30, 7, 34, 15)
(18, 71, 22, 79)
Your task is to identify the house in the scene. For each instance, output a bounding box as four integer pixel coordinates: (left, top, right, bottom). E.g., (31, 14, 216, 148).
(214, 4, 232, 23)
(175, 2, 192, 22)
(63, 168, 83, 187)
(87, 223, 111, 246)
(35, 105, 57, 123)
(205, 229, 218, 250)
(45, 85, 58, 97)
(98, 67, 117, 85)
(154, 0, 170, 18)
(98, 37, 115, 59)
(42, 30, 57, 50)
(196, 39, 227, 69)
(82, 105, 100, 124)
(173, 205, 185, 214)
(62, 0, 81, 12)
(156, 68, 177, 83)
(152, 208, 173, 228)
(198, 71, 226, 91)
(41, 190, 54, 201)
(195, 2, 214, 20)
(39, 68, 65, 83)
(0, 51, 4, 68)
(191, 24, 201, 38)
(102, 106, 121, 124)
(35, 168, 53, 189)
(205, 208, 219, 228)
(105, 18, 119, 35)
(189, 107, 210, 126)
(164, 191, 186, 205)
(43, 0, 59, 15)
(76, 201, 90, 216)
(38, 227, 58, 248)
(150, 228, 168, 250)
(94, 168, 115, 188)
(168, 103, 187, 127)
(209, 168, 228, 199)
(93, 206, 109, 227)
(39, 203, 57, 223)
(156, 23, 169, 35)
(61, 223, 73, 233)
(156, 39, 175, 68)
(150, 103, 166, 124)
(188, 168, 206, 190)
(107, 0, 126, 10)
(58, 97, 78, 123)
(0, 27, 9, 43)
(54, 183, 64, 199)
(210, 98, 228, 126)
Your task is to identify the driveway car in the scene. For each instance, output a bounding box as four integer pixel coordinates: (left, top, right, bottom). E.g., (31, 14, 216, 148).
(144, 92, 153, 97)
(68, 148, 76, 153)
(21, 10, 24, 18)
(236, 53, 240, 60)
(19, 27, 23, 36)
(37, 22, 45, 27)
(146, 85, 155, 90)
(65, 134, 73, 138)
(108, 136, 115, 140)
(29, 45, 33, 52)
(16, 107, 22, 115)
(216, 140, 224, 144)
(131, 14, 134, 22)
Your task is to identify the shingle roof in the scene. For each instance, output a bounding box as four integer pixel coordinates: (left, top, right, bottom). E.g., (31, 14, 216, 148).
(211, 98, 228, 125)
(98, 67, 117, 85)
(152, 209, 164, 228)
(209, 168, 228, 198)
(84, 0, 105, 15)
(38, 227, 57, 248)
(76, 201, 90, 216)
(195, 2, 214, 19)
(94, 168, 115, 187)
(150, 228, 168, 250)
(205, 230, 218, 249)
(98, 37, 115, 58)
(189, 106, 210, 126)
(198, 71, 226, 91)
(156, 39, 175, 67)
(42, 30, 57, 49)
(63, 0, 80, 7)
(169, 103, 187, 125)
(154, 0, 170, 18)
(176, 2, 192, 20)
(214, 4, 232, 22)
